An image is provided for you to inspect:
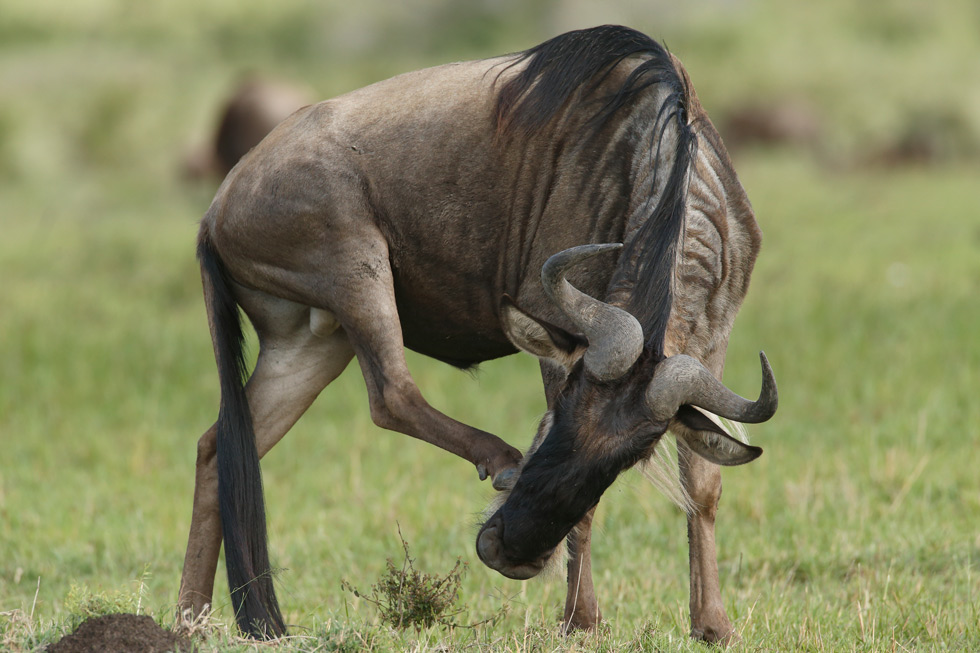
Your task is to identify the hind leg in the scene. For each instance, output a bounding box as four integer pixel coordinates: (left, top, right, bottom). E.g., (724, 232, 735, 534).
(178, 288, 354, 622)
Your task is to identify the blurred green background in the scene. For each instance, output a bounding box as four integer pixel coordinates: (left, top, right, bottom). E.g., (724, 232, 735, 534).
(1, 1, 978, 651)
(3, 0, 978, 186)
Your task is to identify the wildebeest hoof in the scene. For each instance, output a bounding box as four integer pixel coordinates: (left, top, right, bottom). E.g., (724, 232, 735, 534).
(691, 625, 739, 647)
(561, 612, 601, 635)
(476, 463, 489, 481)
(491, 467, 518, 491)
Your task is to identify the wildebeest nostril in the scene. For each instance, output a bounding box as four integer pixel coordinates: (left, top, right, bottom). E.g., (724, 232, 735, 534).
(476, 515, 503, 566)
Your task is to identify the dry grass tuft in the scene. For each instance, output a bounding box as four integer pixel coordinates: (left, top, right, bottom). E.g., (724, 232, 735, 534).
(341, 528, 469, 633)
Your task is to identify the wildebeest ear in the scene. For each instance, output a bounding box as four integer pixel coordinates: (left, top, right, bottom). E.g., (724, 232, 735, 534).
(673, 406, 763, 466)
(501, 295, 587, 370)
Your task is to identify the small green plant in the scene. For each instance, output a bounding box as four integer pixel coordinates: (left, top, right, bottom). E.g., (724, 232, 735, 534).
(313, 620, 380, 653)
(341, 529, 467, 633)
(60, 566, 154, 634)
(63, 583, 139, 631)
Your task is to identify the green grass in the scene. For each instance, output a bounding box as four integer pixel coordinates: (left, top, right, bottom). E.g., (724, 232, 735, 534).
(2, 1, 979, 651)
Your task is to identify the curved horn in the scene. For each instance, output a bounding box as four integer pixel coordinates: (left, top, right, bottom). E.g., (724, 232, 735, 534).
(541, 244, 644, 382)
(646, 351, 778, 423)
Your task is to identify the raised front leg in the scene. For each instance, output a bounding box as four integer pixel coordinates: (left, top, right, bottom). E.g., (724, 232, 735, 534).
(314, 234, 523, 484)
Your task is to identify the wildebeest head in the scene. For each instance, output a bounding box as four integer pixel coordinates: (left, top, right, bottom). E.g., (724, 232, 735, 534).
(476, 244, 777, 579)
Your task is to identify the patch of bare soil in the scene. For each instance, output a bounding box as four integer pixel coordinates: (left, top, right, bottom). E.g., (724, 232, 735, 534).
(48, 613, 191, 653)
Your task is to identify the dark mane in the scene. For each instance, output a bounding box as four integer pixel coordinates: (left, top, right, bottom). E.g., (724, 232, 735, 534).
(496, 25, 678, 137)
(495, 25, 698, 359)
(612, 97, 697, 358)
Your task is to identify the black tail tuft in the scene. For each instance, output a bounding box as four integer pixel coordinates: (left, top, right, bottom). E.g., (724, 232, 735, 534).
(197, 229, 286, 638)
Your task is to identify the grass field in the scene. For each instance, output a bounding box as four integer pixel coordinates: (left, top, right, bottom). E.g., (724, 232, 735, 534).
(2, 1, 978, 651)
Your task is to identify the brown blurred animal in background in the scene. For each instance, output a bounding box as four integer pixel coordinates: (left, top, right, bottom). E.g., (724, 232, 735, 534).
(717, 100, 821, 153)
(182, 77, 313, 180)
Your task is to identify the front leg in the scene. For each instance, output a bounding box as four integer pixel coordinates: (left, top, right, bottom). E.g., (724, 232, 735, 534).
(323, 240, 523, 483)
(561, 506, 602, 632)
(678, 439, 736, 644)
(534, 363, 603, 633)
(668, 322, 740, 644)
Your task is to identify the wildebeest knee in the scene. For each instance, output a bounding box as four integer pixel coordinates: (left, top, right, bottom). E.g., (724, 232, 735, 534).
(685, 465, 723, 517)
(196, 426, 218, 468)
(368, 379, 426, 431)
(193, 426, 221, 515)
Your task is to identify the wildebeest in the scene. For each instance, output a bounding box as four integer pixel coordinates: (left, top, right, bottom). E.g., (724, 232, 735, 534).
(177, 25, 778, 643)
(182, 77, 313, 180)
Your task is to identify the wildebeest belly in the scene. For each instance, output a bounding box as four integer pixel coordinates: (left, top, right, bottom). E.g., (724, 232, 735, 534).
(400, 318, 517, 368)
(392, 269, 517, 369)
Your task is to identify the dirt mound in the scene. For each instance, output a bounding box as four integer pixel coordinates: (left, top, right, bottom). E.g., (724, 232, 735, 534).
(48, 613, 192, 653)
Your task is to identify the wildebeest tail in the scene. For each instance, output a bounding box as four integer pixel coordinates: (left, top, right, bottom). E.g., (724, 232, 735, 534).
(197, 227, 286, 638)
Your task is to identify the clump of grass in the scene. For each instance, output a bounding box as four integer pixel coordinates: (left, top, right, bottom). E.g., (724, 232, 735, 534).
(62, 583, 140, 631)
(61, 566, 155, 633)
(311, 620, 380, 653)
(341, 529, 467, 633)
(0, 609, 33, 652)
